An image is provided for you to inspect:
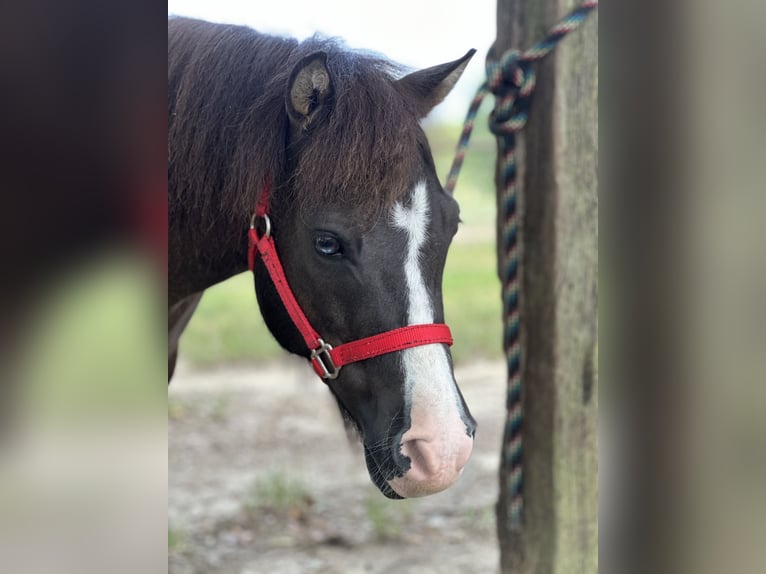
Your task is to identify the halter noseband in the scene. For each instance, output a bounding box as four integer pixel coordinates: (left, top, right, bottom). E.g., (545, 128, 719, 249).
(247, 182, 454, 381)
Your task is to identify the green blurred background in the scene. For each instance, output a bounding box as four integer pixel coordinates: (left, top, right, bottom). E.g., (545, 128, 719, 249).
(181, 112, 503, 369)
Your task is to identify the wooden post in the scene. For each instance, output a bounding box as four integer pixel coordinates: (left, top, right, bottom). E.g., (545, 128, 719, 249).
(494, 1, 598, 573)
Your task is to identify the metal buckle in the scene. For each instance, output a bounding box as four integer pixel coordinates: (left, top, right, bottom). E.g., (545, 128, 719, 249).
(250, 212, 271, 239)
(310, 339, 339, 380)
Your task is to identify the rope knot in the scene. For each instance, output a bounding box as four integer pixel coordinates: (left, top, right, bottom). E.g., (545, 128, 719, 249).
(486, 48, 537, 138)
(486, 49, 520, 94)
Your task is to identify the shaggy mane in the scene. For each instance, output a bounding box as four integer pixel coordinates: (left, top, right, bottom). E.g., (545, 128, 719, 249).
(168, 17, 425, 236)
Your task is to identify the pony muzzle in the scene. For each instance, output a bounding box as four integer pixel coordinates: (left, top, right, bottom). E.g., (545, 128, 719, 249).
(387, 424, 474, 498)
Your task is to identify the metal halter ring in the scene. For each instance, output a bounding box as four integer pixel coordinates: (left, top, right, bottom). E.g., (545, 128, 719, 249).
(310, 339, 339, 380)
(250, 212, 271, 239)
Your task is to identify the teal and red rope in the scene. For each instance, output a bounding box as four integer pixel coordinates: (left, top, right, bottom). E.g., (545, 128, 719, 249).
(444, 0, 598, 529)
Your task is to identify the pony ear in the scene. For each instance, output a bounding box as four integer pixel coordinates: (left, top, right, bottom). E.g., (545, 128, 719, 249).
(286, 52, 333, 132)
(395, 49, 476, 118)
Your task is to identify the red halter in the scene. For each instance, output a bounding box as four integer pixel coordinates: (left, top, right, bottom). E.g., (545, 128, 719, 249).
(247, 182, 453, 380)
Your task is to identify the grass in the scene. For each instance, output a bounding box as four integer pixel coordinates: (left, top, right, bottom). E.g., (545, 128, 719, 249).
(179, 120, 502, 368)
(425, 108, 497, 191)
(168, 526, 183, 551)
(364, 492, 412, 541)
(246, 471, 313, 520)
(443, 243, 501, 364)
(168, 393, 230, 422)
(178, 273, 283, 366)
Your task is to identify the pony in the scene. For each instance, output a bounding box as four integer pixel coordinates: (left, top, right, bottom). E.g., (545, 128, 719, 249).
(168, 17, 476, 499)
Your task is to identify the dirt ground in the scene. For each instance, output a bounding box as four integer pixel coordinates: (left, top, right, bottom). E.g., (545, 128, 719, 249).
(169, 358, 507, 574)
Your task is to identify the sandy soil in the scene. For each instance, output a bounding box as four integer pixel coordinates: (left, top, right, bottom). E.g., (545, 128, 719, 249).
(169, 358, 507, 574)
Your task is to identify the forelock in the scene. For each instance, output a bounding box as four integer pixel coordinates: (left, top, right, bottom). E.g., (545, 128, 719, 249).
(290, 49, 425, 222)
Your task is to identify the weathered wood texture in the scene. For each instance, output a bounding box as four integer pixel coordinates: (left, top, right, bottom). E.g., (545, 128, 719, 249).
(494, 1, 598, 573)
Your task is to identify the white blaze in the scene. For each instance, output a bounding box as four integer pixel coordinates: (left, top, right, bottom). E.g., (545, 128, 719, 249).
(391, 181, 461, 423)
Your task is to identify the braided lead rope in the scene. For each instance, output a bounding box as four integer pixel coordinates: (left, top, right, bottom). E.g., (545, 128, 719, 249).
(444, 0, 598, 194)
(444, 0, 598, 530)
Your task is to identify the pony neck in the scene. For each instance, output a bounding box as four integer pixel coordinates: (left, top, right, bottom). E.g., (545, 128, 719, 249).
(168, 208, 251, 305)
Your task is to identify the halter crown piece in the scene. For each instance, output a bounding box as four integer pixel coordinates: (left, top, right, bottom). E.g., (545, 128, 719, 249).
(247, 182, 454, 381)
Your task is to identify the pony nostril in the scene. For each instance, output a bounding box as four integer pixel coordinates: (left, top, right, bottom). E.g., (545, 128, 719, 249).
(388, 432, 473, 497)
(401, 439, 441, 476)
(399, 435, 472, 480)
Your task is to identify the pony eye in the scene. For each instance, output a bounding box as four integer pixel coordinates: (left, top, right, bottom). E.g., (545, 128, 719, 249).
(314, 235, 342, 257)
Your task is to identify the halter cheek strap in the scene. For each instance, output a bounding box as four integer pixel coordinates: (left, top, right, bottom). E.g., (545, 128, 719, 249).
(247, 182, 454, 381)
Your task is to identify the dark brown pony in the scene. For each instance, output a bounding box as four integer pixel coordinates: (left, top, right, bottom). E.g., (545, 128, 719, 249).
(168, 17, 476, 499)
